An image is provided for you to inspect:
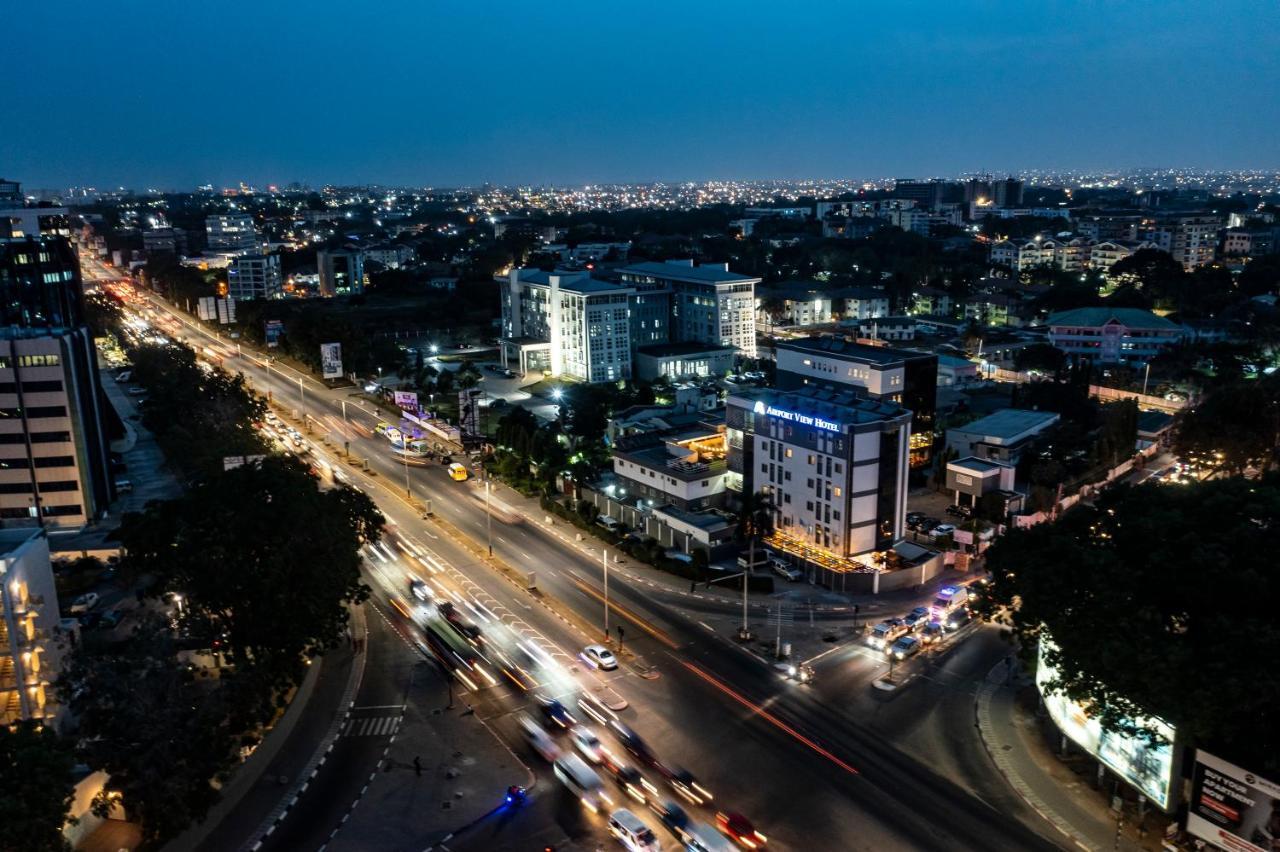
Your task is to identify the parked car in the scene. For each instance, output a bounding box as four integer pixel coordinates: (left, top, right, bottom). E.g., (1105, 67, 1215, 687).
(770, 559, 802, 582)
(905, 511, 926, 529)
(583, 644, 619, 671)
(945, 504, 971, 518)
(100, 609, 124, 629)
(68, 592, 100, 615)
(929, 523, 956, 539)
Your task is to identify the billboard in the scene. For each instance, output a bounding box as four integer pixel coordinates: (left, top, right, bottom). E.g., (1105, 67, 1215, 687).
(1036, 641, 1177, 810)
(197, 296, 216, 321)
(264, 319, 283, 347)
(393, 390, 418, 412)
(1187, 751, 1280, 852)
(216, 297, 236, 325)
(320, 342, 343, 379)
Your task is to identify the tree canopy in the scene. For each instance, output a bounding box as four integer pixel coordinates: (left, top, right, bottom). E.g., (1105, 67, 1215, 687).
(982, 476, 1280, 769)
(0, 721, 77, 852)
(1174, 372, 1280, 473)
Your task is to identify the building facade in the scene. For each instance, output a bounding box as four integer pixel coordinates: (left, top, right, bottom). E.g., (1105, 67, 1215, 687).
(774, 336, 937, 468)
(0, 528, 67, 725)
(1048, 307, 1185, 364)
(317, 249, 365, 297)
(617, 261, 759, 358)
(725, 388, 911, 560)
(227, 253, 283, 301)
(204, 213, 258, 254)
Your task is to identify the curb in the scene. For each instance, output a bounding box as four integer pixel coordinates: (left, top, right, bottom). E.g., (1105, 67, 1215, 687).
(242, 603, 370, 852)
(973, 659, 1098, 852)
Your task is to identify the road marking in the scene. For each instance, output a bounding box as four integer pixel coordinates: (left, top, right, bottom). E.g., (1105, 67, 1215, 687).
(342, 716, 402, 737)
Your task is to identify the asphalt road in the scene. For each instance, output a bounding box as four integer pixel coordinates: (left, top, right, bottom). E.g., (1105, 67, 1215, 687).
(131, 293, 1064, 851)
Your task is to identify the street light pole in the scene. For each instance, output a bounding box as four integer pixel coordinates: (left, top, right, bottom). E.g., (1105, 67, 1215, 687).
(485, 479, 493, 557)
(603, 547, 610, 641)
(403, 445, 411, 500)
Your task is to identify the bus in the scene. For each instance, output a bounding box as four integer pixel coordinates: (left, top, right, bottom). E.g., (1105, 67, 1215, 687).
(448, 462, 469, 481)
(421, 623, 486, 674)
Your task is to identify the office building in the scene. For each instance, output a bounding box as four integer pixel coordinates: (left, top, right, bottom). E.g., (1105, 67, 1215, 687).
(0, 236, 113, 529)
(774, 336, 937, 467)
(617, 261, 759, 358)
(0, 180, 72, 241)
(499, 260, 759, 382)
(364, 244, 416, 269)
(227, 253, 284, 301)
(1153, 215, 1221, 271)
(945, 409, 1060, 465)
(142, 227, 189, 256)
(205, 213, 258, 254)
(1048, 307, 1185, 364)
(725, 387, 911, 560)
(317, 248, 365, 297)
(0, 528, 68, 725)
(633, 342, 735, 382)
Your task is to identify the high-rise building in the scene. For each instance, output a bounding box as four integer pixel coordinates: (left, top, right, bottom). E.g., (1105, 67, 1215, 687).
(0, 236, 114, 528)
(992, 178, 1024, 208)
(774, 336, 937, 468)
(725, 387, 911, 560)
(317, 249, 365, 297)
(204, 213, 258, 254)
(616, 261, 759, 358)
(0, 180, 72, 241)
(227, 253, 283, 301)
(1152, 215, 1221, 271)
(0, 527, 68, 725)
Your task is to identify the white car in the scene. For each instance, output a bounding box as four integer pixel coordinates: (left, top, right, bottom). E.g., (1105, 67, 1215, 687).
(583, 644, 618, 671)
(517, 713, 561, 762)
(571, 726, 606, 764)
(68, 592, 100, 615)
(929, 523, 956, 538)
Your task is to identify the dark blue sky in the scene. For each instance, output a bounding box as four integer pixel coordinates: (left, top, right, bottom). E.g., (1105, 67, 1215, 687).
(6, 1, 1279, 189)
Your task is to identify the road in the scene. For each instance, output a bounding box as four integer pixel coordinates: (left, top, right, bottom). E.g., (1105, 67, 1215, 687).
(124, 290, 1065, 851)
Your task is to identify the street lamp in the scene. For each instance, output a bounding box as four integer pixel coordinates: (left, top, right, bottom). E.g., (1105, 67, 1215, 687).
(485, 478, 493, 557)
(602, 547, 610, 641)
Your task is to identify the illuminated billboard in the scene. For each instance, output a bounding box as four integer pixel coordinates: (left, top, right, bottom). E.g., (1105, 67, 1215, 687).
(1187, 750, 1280, 852)
(1036, 641, 1177, 810)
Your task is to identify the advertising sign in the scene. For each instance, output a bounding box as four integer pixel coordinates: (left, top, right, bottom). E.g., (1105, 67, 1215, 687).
(1187, 751, 1280, 852)
(197, 296, 216, 321)
(320, 342, 343, 379)
(393, 390, 419, 412)
(1036, 641, 1177, 810)
(216, 297, 236, 325)
(264, 319, 283, 348)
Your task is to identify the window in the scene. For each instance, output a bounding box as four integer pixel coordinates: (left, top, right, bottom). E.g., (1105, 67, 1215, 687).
(33, 456, 75, 468)
(785, 449, 792, 458)
(0, 482, 34, 494)
(38, 481, 78, 492)
(783, 493, 791, 504)
(0, 406, 67, 419)
(17, 355, 60, 368)
(784, 471, 791, 481)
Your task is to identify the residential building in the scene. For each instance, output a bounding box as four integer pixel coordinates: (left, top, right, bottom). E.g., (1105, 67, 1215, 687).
(1091, 239, 1158, 273)
(634, 342, 735, 382)
(317, 248, 365, 297)
(945, 457, 1023, 514)
(227, 253, 284, 301)
(142, 227, 188, 256)
(839, 287, 891, 320)
(204, 213, 258, 254)
(945, 409, 1060, 465)
(612, 422, 728, 512)
(910, 286, 952, 317)
(364, 243, 416, 269)
(1048, 307, 1185, 363)
(854, 315, 917, 342)
(963, 293, 1020, 327)
(774, 336, 937, 467)
(1077, 215, 1144, 242)
(1220, 229, 1253, 257)
(0, 237, 114, 529)
(755, 282, 833, 327)
(884, 206, 961, 236)
(0, 528, 68, 725)
(1154, 215, 1221, 271)
(937, 354, 980, 387)
(725, 387, 912, 560)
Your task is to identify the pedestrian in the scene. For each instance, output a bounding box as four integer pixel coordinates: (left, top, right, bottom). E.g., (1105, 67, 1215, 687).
(413, 756, 422, 777)
(690, 580, 696, 593)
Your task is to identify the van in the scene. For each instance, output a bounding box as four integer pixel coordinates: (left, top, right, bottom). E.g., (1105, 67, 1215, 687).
(607, 808, 662, 851)
(930, 585, 969, 620)
(448, 463, 468, 482)
(517, 713, 560, 762)
(596, 515, 621, 533)
(683, 822, 735, 852)
(554, 753, 608, 811)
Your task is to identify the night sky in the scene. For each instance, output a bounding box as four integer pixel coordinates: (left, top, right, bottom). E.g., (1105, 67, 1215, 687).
(6, 1, 1279, 188)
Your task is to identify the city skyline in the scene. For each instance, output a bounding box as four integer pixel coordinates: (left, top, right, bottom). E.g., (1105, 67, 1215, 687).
(6, 1, 1279, 188)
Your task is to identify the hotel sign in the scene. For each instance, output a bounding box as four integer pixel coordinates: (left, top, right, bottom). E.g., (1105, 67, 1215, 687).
(754, 400, 842, 433)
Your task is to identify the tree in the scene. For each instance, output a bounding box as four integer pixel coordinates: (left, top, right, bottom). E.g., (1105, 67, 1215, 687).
(1109, 249, 1186, 311)
(119, 457, 383, 701)
(0, 721, 77, 852)
(61, 614, 237, 846)
(1013, 343, 1067, 377)
(1175, 374, 1280, 473)
(981, 476, 1280, 769)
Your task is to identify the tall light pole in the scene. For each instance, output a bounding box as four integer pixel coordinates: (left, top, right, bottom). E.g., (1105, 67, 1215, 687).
(602, 547, 610, 641)
(403, 444, 412, 500)
(485, 479, 493, 557)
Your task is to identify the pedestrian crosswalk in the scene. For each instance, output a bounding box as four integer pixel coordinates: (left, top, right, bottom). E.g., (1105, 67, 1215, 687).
(342, 715, 402, 737)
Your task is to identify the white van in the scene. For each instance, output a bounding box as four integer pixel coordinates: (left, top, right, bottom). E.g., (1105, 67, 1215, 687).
(684, 822, 735, 852)
(554, 753, 608, 811)
(517, 714, 560, 762)
(608, 808, 662, 851)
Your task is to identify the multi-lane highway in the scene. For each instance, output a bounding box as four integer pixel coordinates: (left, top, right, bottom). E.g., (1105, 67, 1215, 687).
(121, 288, 1064, 851)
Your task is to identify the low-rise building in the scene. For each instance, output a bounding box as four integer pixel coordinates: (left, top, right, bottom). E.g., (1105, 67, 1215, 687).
(1048, 307, 1185, 363)
(839, 287, 891, 320)
(854, 315, 916, 342)
(0, 528, 69, 726)
(910, 286, 952, 317)
(945, 409, 1060, 465)
(612, 424, 728, 512)
(634, 342, 735, 382)
(364, 243, 416, 268)
(1092, 239, 1158, 273)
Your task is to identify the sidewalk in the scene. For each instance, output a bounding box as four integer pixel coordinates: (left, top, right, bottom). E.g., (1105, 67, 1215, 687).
(324, 670, 538, 852)
(975, 660, 1172, 852)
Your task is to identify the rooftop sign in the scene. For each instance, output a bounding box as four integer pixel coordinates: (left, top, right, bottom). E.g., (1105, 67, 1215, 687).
(754, 400, 842, 433)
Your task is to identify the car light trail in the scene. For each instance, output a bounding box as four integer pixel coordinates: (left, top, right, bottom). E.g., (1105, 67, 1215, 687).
(569, 576, 678, 649)
(682, 662, 859, 777)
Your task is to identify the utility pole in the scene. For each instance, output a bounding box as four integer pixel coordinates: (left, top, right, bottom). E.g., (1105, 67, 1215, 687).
(485, 479, 493, 556)
(602, 547, 610, 641)
(403, 444, 412, 500)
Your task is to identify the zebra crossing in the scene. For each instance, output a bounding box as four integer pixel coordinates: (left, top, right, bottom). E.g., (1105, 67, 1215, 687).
(342, 715, 402, 738)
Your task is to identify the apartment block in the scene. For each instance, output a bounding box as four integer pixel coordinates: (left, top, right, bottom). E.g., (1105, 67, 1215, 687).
(0, 528, 68, 725)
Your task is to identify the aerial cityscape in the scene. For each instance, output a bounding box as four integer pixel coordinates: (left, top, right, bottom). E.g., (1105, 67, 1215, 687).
(2, 3, 1279, 852)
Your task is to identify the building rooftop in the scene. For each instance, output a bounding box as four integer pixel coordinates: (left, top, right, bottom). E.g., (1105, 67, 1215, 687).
(947, 456, 1013, 474)
(618, 260, 759, 285)
(775, 335, 934, 366)
(0, 526, 43, 555)
(1047, 307, 1182, 331)
(729, 386, 911, 428)
(1137, 410, 1175, 436)
(652, 504, 736, 532)
(952, 408, 1059, 440)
